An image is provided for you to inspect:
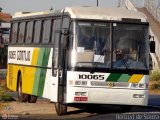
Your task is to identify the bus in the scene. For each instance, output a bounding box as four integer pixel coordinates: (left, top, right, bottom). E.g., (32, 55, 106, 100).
(7, 7, 155, 115)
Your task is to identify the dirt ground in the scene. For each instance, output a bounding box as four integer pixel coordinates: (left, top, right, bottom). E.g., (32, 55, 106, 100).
(0, 79, 160, 119)
(0, 100, 55, 115)
(0, 100, 91, 119)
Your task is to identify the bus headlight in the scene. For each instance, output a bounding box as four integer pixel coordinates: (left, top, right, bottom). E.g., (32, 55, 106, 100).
(139, 84, 145, 88)
(132, 83, 139, 88)
(75, 81, 87, 86)
(132, 83, 148, 89)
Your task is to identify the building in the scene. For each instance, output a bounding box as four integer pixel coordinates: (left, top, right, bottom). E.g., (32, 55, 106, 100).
(0, 11, 11, 68)
(0, 12, 11, 47)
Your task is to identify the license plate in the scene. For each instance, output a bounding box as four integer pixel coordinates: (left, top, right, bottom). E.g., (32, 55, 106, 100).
(74, 97, 88, 101)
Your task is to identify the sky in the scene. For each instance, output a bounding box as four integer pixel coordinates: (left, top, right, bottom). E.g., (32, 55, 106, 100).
(0, 0, 118, 15)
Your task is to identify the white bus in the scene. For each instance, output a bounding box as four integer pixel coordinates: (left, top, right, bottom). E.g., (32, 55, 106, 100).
(7, 7, 155, 115)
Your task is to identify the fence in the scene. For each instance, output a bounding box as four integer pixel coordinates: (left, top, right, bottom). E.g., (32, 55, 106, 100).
(120, 0, 160, 23)
(144, 0, 160, 23)
(119, 0, 160, 69)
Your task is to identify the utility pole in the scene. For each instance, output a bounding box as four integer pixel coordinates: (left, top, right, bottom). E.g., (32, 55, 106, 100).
(97, 0, 99, 7)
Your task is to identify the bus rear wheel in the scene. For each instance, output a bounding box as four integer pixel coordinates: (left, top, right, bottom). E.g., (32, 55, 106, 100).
(55, 102, 67, 115)
(18, 74, 29, 102)
(28, 95, 37, 103)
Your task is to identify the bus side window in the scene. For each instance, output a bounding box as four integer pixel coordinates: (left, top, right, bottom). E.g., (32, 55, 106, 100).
(18, 22, 26, 44)
(10, 22, 18, 44)
(51, 20, 55, 44)
(62, 17, 69, 29)
(42, 20, 51, 44)
(25, 21, 33, 44)
(33, 20, 42, 44)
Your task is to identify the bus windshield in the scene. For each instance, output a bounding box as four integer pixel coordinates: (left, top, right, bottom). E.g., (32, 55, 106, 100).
(70, 21, 149, 70)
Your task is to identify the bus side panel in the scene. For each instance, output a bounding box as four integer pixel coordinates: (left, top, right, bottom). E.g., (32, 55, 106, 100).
(22, 66, 36, 95)
(7, 47, 52, 99)
(7, 64, 21, 91)
(22, 48, 52, 98)
(42, 49, 53, 99)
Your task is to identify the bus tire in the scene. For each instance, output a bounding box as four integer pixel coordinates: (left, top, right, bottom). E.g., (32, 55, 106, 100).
(18, 74, 29, 102)
(28, 95, 37, 103)
(55, 102, 67, 115)
(120, 105, 132, 112)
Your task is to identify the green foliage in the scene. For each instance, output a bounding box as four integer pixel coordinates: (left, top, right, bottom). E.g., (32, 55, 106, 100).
(0, 83, 14, 102)
(150, 70, 160, 81)
(150, 83, 160, 90)
(0, 93, 14, 101)
(0, 70, 6, 79)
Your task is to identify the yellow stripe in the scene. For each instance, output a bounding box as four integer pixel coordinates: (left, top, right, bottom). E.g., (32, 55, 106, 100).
(7, 64, 20, 91)
(23, 48, 39, 94)
(128, 74, 143, 83)
(31, 48, 39, 66)
(7, 48, 40, 94)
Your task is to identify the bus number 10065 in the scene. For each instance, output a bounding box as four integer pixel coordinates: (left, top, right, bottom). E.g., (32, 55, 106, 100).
(79, 74, 104, 80)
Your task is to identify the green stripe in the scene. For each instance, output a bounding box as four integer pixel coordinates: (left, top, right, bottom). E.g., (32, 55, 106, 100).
(32, 68, 41, 95)
(32, 48, 45, 95)
(117, 74, 131, 82)
(38, 48, 51, 96)
(106, 73, 122, 82)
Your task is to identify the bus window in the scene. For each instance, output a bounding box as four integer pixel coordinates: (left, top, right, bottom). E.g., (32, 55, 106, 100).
(62, 17, 69, 29)
(11, 23, 18, 44)
(33, 20, 42, 44)
(25, 21, 33, 44)
(18, 22, 26, 44)
(51, 20, 54, 44)
(42, 20, 51, 44)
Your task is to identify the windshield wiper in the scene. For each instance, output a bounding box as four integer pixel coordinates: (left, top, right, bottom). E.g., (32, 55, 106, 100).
(90, 55, 104, 73)
(121, 59, 129, 70)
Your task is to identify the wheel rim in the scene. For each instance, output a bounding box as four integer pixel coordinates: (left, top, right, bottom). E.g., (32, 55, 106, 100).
(18, 77, 22, 99)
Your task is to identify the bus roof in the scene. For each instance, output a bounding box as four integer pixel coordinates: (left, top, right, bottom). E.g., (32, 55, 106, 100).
(13, 6, 147, 22)
(65, 7, 147, 22)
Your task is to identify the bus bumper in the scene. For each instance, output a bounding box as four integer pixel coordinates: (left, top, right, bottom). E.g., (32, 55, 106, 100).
(66, 87, 148, 106)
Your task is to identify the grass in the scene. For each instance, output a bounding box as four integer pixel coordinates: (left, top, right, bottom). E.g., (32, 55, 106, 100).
(149, 70, 160, 94)
(0, 70, 6, 79)
(150, 70, 160, 81)
(0, 83, 14, 102)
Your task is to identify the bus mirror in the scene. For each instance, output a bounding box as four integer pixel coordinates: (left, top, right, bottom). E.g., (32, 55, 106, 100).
(150, 41, 155, 53)
(149, 35, 155, 53)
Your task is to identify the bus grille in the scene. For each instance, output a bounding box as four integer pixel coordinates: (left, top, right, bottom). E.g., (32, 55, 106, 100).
(90, 81, 130, 88)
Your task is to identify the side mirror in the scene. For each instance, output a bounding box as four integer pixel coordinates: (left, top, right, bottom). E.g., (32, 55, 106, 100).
(150, 41, 155, 53)
(149, 35, 155, 53)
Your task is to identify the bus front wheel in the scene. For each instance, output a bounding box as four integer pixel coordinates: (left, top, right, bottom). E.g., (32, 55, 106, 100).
(18, 74, 29, 102)
(55, 102, 67, 115)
